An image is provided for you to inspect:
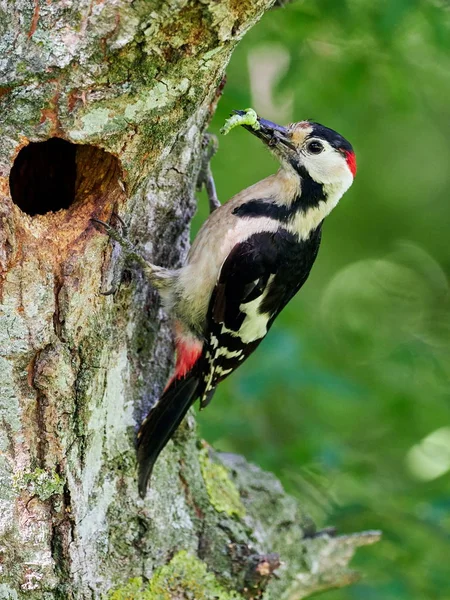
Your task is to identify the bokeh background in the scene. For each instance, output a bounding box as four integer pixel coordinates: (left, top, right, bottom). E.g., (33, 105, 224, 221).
(193, 1, 450, 598)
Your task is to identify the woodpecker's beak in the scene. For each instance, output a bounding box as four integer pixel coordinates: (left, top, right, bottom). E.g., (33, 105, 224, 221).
(233, 110, 296, 153)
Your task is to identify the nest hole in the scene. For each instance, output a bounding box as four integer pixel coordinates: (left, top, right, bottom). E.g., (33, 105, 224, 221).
(9, 138, 122, 216)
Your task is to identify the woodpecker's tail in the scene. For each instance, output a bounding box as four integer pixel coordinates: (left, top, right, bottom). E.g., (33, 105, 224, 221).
(137, 373, 200, 498)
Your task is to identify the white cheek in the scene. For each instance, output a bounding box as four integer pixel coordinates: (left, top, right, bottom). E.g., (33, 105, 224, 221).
(304, 153, 350, 185)
(338, 167, 354, 193)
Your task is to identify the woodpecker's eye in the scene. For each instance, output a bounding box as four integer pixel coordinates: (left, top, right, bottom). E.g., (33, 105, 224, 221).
(306, 140, 324, 155)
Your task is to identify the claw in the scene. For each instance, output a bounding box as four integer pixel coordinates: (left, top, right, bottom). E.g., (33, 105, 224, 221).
(92, 215, 159, 285)
(91, 217, 116, 238)
(92, 216, 132, 295)
(100, 286, 118, 296)
(91, 217, 110, 230)
(91, 215, 127, 237)
(91, 216, 133, 250)
(112, 213, 128, 237)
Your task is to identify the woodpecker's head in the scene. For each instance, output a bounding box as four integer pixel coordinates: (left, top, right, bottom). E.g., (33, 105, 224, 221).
(239, 112, 356, 190)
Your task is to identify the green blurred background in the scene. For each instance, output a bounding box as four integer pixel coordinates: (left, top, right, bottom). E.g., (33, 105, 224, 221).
(193, 1, 450, 598)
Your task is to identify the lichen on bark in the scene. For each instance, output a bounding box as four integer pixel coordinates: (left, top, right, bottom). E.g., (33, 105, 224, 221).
(0, 1, 379, 598)
(108, 551, 245, 600)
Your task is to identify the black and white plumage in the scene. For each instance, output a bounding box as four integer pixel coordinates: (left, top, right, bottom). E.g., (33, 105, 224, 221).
(98, 116, 357, 496)
(198, 226, 322, 408)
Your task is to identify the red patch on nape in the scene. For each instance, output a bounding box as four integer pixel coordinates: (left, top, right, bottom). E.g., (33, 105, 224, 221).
(344, 150, 357, 177)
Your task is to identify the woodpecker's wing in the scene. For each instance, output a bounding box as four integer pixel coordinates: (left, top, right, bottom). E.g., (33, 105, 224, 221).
(199, 227, 322, 407)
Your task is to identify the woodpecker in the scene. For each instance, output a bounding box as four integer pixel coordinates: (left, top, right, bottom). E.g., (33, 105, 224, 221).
(94, 114, 356, 497)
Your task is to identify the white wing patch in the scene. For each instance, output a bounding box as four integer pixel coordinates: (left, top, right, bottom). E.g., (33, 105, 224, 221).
(215, 347, 244, 359)
(203, 276, 275, 393)
(237, 273, 275, 344)
(214, 366, 233, 376)
(238, 297, 270, 344)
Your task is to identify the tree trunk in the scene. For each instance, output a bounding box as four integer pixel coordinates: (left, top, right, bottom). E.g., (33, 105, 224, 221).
(0, 1, 380, 598)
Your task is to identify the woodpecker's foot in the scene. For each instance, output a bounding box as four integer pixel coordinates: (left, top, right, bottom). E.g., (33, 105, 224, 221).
(197, 134, 220, 213)
(92, 216, 172, 293)
(92, 216, 157, 292)
(91, 217, 130, 294)
(92, 216, 130, 247)
(92, 217, 148, 265)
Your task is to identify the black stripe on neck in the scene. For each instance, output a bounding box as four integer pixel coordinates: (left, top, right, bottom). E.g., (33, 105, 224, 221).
(233, 168, 325, 222)
(296, 165, 326, 209)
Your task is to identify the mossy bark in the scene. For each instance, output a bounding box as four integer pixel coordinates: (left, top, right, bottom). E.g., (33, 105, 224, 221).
(0, 1, 379, 598)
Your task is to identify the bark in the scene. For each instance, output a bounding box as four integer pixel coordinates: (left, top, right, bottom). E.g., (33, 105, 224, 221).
(0, 1, 380, 598)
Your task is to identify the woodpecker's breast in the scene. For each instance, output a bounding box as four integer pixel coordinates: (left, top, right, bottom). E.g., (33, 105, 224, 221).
(174, 174, 291, 334)
(173, 168, 326, 336)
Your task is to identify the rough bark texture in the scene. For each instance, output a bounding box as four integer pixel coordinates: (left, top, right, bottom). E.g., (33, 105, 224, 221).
(0, 1, 380, 598)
